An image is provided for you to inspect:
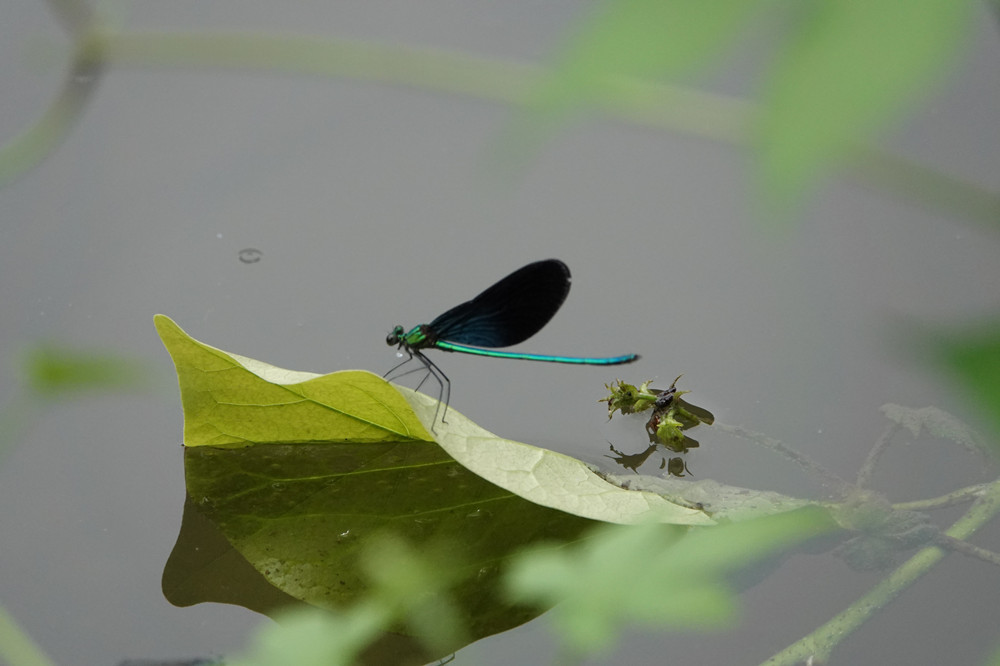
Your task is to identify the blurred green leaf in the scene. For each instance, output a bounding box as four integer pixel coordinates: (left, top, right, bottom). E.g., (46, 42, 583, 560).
(506, 507, 834, 653)
(539, 0, 754, 106)
(511, 0, 976, 217)
(24, 344, 146, 398)
(228, 605, 390, 666)
(757, 0, 975, 212)
(927, 322, 1000, 444)
(510, 0, 757, 154)
(226, 534, 467, 666)
(3, 342, 145, 462)
(988, 642, 1000, 666)
(506, 521, 723, 653)
(358, 533, 468, 653)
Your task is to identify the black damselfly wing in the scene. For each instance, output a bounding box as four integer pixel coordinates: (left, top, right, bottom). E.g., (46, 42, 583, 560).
(427, 259, 572, 347)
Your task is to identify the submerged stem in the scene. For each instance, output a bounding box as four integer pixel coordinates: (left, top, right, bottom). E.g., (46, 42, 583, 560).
(761, 475, 1000, 666)
(716, 424, 854, 496)
(933, 533, 1000, 567)
(893, 483, 991, 512)
(855, 422, 900, 489)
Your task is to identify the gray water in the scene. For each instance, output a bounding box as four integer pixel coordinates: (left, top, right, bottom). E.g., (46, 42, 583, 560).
(2, 3, 999, 665)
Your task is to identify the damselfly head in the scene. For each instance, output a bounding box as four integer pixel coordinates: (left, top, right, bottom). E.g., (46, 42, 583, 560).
(386, 325, 405, 346)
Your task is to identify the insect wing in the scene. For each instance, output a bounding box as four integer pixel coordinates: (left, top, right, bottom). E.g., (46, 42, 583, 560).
(429, 259, 571, 348)
(677, 398, 715, 426)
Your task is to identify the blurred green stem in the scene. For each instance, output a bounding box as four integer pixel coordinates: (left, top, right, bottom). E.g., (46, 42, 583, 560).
(762, 474, 1000, 666)
(44, 0, 94, 33)
(0, 396, 42, 464)
(0, 35, 103, 189)
(2, 29, 998, 228)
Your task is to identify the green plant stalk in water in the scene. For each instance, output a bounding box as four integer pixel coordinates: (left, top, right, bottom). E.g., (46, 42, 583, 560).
(763, 474, 1000, 666)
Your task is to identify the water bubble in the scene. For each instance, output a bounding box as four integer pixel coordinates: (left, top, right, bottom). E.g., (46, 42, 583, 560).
(239, 248, 263, 264)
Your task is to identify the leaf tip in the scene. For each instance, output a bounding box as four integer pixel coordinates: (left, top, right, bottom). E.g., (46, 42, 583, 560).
(154, 313, 179, 335)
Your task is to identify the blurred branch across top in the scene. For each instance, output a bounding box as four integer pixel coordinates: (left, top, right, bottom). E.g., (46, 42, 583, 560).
(2, 0, 996, 228)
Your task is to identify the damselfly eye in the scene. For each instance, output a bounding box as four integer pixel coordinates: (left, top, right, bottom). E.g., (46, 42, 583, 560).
(386, 325, 404, 346)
